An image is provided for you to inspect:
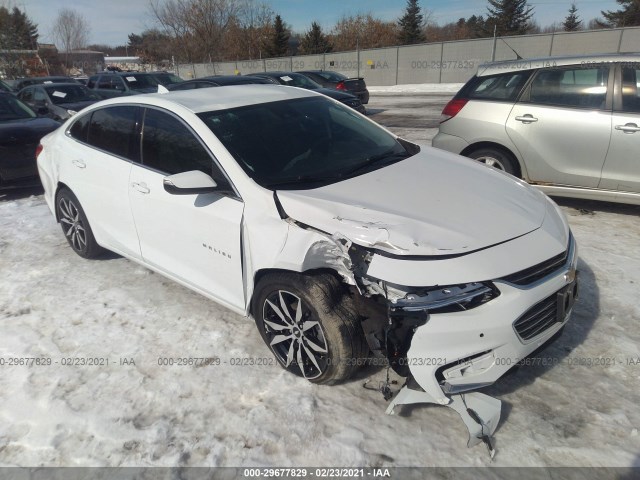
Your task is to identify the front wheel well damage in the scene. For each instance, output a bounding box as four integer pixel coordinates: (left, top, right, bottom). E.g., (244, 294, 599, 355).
(250, 267, 424, 378)
(250, 267, 348, 318)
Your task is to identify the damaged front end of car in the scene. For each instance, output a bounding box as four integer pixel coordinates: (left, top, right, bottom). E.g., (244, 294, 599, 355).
(270, 190, 578, 458)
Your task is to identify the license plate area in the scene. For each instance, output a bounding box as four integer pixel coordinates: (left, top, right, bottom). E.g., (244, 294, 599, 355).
(556, 277, 578, 322)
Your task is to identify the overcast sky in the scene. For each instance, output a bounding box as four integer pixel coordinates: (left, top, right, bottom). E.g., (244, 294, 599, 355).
(18, 0, 619, 47)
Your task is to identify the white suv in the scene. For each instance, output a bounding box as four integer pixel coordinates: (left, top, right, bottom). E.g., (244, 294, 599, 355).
(433, 54, 640, 205)
(37, 85, 577, 447)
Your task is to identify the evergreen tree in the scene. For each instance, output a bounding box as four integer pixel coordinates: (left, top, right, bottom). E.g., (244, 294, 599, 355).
(485, 0, 534, 36)
(467, 15, 489, 38)
(0, 7, 39, 50)
(299, 22, 332, 54)
(397, 0, 426, 45)
(267, 15, 290, 57)
(601, 0, 640, 27)
(563, 3, 582, 31)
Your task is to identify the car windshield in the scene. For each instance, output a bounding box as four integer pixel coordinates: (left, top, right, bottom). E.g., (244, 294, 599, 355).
(122, 74, 159, 90)
(316, 71, 347, 82)
(151, 73, 183, 85)
(198, 97, 412, 190)
(44, 85, 101, 105)
(276, 74, 321, 89)
(0, 94, 36, 121)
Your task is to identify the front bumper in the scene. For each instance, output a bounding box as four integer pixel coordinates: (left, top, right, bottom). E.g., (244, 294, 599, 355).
(402, 235, 578, 404)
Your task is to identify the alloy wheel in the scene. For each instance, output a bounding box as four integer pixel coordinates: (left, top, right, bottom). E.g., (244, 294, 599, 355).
(58, 197, 87, 252)
(262, 290, 329, 379)
(475, 155, 507, 171)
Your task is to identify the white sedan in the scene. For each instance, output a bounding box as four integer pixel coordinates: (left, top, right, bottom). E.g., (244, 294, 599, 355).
(36, 85, 578, 451)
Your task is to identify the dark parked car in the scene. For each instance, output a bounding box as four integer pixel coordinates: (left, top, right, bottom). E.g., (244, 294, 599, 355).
(0, 79, 15, 93)
(299, 70, 369, 104)
(17, 83, 102, 121)
(166, 75, 273, 91)
(13, 76, 82, 92)
(87, 71, 184, 98)
(0, 92, 59, 187)
(250, 72, 365, 114)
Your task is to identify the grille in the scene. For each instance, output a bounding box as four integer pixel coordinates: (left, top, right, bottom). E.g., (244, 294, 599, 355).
(513, 291, 559, 341)
(501, 233, 573, 286)
(501, 250, 568, 285)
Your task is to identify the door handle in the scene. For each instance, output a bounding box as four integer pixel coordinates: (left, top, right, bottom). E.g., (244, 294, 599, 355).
(615, 123, 640, 133)
(515, 115, 538, 123)
(131, 182, 150, 194)
(72, 159, 86, 169)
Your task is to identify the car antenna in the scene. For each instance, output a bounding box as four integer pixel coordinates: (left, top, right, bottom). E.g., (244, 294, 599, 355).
(500, 38, 523, 60)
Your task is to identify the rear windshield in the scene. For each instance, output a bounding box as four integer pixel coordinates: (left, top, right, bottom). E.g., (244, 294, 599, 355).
(44, 85, 101, 105)
(151, 73, 183, 85)
(276, 74, 321, 89)
(462, 71, 532, 101)
(122, 74, 159, 90)
(316, 71, 347, 82)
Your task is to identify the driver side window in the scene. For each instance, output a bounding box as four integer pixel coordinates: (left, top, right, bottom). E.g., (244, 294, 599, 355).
(141, 108, 231, 190)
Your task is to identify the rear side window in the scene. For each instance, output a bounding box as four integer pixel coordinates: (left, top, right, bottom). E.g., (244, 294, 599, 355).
(464, 72, 531, 101)
(620, 66, 640, 113)
(87, 106, 140, 160)
(529, 67, 609, 109)
(69, 112, 92, 142)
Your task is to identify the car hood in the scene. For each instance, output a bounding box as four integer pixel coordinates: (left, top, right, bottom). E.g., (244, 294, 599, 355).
(276, 147, 548, 256)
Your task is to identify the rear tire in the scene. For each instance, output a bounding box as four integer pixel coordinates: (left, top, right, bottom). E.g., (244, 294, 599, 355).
(252, 271, 368, 385)
(467, 147, 518, 176)
(55, 188, 104, 259)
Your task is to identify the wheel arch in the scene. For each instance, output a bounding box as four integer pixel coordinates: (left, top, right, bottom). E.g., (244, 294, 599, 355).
(249, 267, 346, 317)
(460, 141, 526, 179)
(53, 182, 72, 223)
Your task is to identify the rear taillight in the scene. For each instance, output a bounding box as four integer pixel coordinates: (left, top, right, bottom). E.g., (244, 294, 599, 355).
(440, 98, 468, 123)
(35, 144, 43, 159)
(336, 81, 346, 91)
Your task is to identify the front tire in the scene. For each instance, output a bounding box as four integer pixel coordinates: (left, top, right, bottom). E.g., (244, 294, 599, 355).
(252, 272, 368, 385)
(56, 188, 104, 259)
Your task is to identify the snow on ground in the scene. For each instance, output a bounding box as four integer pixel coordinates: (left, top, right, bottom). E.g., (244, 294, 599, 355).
(1, 92, 640, 468)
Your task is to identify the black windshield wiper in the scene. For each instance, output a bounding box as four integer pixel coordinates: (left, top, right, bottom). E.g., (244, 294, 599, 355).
(343, 151, 410, 177)
(264, 174, 343, 189)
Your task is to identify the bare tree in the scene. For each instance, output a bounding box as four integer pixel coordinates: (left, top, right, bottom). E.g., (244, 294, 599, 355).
(51, 8, 90, 71)
(150, 0, 243, 62)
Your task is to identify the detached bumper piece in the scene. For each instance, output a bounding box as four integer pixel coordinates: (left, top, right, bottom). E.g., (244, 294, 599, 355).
(386, 385, 500, 459)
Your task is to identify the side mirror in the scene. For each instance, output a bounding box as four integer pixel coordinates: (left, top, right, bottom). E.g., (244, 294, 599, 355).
(37, 106, 49, 115)
(163, 170, 218, 195)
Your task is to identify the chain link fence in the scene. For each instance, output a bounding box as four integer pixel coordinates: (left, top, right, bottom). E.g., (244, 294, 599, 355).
(177, 26, 640, 86)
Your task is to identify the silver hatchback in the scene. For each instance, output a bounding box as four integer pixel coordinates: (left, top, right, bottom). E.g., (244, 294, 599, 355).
(433, 54, 640, 205)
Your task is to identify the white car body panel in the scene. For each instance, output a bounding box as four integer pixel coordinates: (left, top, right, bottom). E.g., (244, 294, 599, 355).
(51, 134, 142, 258)
(128, 164, 246, 311)
(36, 86, 579, 451)
(277, 148, 546, 257)
(366, 197, 568, 286)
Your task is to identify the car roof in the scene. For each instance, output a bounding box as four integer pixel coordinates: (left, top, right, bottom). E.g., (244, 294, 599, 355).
(40, 82, 88, 88)
(256, 71, 304, 77)
(96, 84, 319, 113)
(478, 53, 640, 76)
